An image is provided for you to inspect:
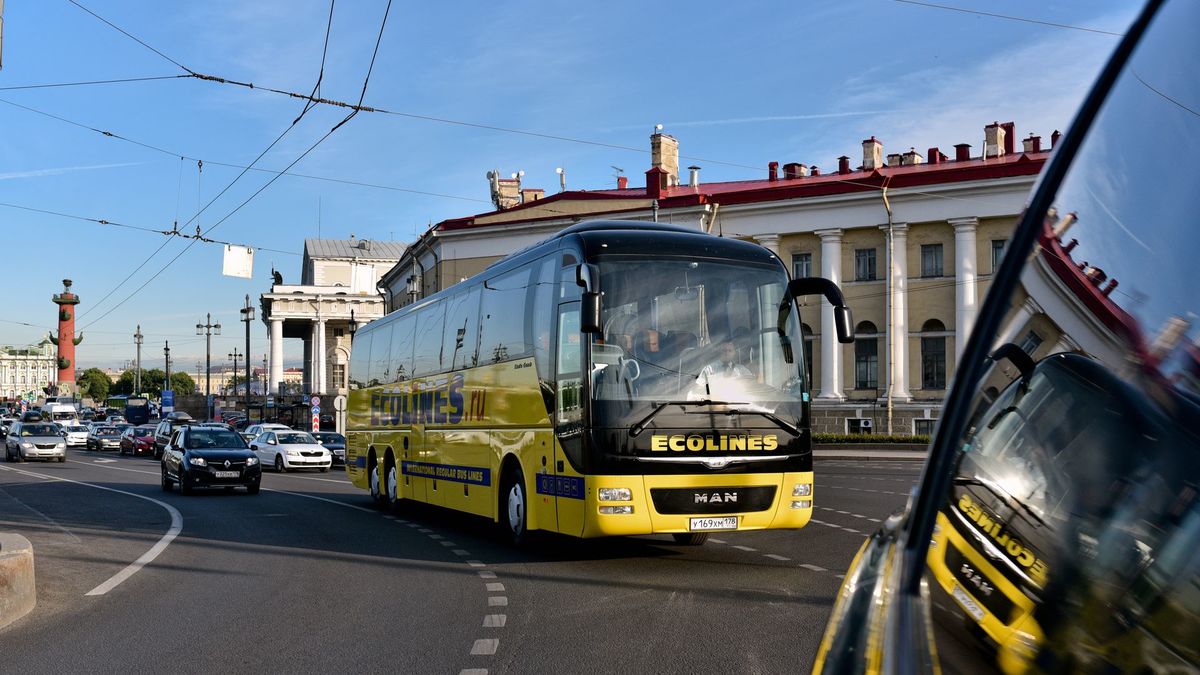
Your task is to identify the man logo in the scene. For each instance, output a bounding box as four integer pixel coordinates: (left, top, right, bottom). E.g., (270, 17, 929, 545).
(695, 492, 738, 504)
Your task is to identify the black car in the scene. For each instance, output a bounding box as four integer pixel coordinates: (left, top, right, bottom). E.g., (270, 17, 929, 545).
(312, 431, 346, 465)
(152, 411, 195, 459)
(160, 425, 261, 495)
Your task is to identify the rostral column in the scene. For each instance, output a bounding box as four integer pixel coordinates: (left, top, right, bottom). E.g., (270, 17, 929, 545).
(49, 279, 83, 398)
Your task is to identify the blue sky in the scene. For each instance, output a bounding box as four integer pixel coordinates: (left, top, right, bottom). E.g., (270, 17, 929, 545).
(0, 0, 1136, 373)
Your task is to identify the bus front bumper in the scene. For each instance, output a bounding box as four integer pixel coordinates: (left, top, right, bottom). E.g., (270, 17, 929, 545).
(580, 471, 813, 538)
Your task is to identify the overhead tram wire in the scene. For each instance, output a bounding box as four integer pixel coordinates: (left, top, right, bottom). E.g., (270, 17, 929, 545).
(0, 74, 190, 91)
(66, 0, 195, 73)
(891, 1, 1125, 37)
(78, 0, 394, 333)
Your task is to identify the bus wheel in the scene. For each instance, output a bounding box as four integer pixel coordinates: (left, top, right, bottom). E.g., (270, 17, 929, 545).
(502, 468, 529, 546)
(385, 460, 402, 511)
(671, 533, 709, 546)
(368, 455, 385, 504)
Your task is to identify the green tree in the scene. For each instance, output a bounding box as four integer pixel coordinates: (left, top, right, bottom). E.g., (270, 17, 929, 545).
(170, 372, 196, 396)
(110, 370, 135, 396)
(77, 368, 111, 402)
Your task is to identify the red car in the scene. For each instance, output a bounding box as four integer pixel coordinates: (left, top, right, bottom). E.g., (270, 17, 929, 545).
(119, 425, 157, 456)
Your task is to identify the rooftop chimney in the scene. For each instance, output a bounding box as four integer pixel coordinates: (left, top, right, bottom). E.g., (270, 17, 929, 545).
(886, 153, 903, 167)
(954, 143, 971, 162)
(1051, 130, 1062, 148)
(617, 175, 629, 190)
(902, 147, 924, 166)
(651, 133, 680, 187)
(838, 156, 851, 174)
(863, 136, 883, 170)
(810, 165, 820, 176)
(1001, 122, 1016, 155)
(487, 170, 522, 209)
(985, 122, 1005, 158)
(1023, 134, 1042, 153)
(520, 188, 544, 203)
(688, 165, 701, 188)
(782, 162, 808, 179)
(1102, 278, 1118, 296)
(768, 161, 779, 182)
(927, 147, 941, 164)
(646, 166, 667, 200)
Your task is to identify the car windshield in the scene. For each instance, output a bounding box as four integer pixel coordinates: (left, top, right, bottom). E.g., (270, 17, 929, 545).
(136, 426, 155, 436)
(21, 424, 57, 436)
(314, 433, 344, 444)
(277, 432, 316, 444)
(184, 430, 247, 449)
(96, 428, 120, 436)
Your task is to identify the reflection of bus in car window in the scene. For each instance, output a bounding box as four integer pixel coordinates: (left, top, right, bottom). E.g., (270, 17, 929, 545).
(927, 352, 1166, 673)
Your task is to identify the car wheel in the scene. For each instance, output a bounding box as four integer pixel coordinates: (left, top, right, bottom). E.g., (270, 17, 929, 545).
(161, 467, 172, 492)
(274, 455, 285, 473)
(179, 470, 192, 495)
(501, 466, 530, 547)
(671, 533, 709, 546)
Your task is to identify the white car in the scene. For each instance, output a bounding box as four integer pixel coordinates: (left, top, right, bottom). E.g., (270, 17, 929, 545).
(250, 430, 331, 472)
(244, 423, 292, 438)
(62, 424, 89, 447)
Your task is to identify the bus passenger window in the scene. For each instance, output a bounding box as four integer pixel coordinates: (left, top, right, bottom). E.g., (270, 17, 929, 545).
(411, 300, 445, 378)
(557, 309, 581, 376)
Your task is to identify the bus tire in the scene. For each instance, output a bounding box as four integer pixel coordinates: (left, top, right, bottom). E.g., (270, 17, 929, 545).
(671, 533, 709, 546)
(385, 456, 402, 512)
(368, 452, 385, 504)
(501, 467, 531, 547)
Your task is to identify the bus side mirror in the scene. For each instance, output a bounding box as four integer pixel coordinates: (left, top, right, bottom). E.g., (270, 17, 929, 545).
(581, 292, 602, 334)
(834, 306, 854, 344)
(787, 277, 855, 344)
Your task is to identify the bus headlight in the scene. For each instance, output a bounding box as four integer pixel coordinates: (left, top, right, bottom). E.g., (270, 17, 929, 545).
(598, 487, 632, 501)
(599, 505, 633, 515)
(793, 483, 812, 497)
(790, 500, 812, 509)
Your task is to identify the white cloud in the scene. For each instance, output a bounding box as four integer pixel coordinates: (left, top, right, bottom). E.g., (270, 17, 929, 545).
(0, 162, 144, 181)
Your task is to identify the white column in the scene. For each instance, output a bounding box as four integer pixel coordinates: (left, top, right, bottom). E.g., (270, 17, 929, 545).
(994, 297, 1042, 348)
(269, 318, 284, 395)
(308, 322, 320, 394)
(816, 229, 844, 400)
(316, 318, 328, 395)
(755, 234, 782, 260)
(882, 223, 912, 401)
(951, 217, 979, 357)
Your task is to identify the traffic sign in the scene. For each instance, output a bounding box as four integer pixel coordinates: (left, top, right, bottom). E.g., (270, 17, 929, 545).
(310, 396, 321, 407)
(333, 395, 347, 412)
(302, 395, 310, 404)
(310, 405, 321, 414)
(311, 413, 319, 432)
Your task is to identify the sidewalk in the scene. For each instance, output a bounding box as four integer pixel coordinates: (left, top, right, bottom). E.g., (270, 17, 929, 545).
(813, 445, 928, 461)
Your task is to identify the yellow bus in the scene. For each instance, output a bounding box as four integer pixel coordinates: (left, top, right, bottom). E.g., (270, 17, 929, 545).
(346, 220, 852, 544)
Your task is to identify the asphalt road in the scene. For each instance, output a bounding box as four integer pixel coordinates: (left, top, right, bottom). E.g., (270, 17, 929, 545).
(0, 450, 923, 674)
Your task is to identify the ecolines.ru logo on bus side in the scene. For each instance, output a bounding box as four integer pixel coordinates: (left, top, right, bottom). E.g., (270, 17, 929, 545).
(370, 373, 484, 426)
(650, 434, 779, 452)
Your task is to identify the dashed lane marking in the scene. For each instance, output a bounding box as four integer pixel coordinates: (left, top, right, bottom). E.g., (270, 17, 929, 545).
(471, 639, 499, 656)
(478, 571, 498, 579)
(467, 560, 486, 567)
(489, 596, 508, 606)
(818, 506, 882, 523)
(453, 549, 471, 556)
(765, 554, 790, 561)
(483, 614, 507, 628)
(731, 545, 757, 552)
(440, 540, 457, 547)
(800, 564, 828, 572)
(486, 583, 505, 592)
(820, 484, 909, 497)
(708, 538, 727, 544)
(460, 670, 488, 675)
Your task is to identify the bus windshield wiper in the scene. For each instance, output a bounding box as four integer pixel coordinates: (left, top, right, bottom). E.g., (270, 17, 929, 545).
(629, 400, 799, 438)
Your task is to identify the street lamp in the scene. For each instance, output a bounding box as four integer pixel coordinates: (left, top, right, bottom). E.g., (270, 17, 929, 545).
(164, 341, 171, 408)
(348, 309, 358, 341)
(133, 325, 143, 396)
(228, 348, 241, 397)
(240, 295, 254, 419)
(196, 313, 221, 419)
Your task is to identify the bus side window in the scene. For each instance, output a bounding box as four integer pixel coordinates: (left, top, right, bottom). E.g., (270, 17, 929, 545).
(411, 300, 445, 378)
(389, 314, 416, 382)
(480, 265, 534, 363)
(530, 256, 556, 380)
(348, 331, 373, 390)
(369, 320, 394, 387)
(442, 287, 481, 371)
(559, 253, 581, 302)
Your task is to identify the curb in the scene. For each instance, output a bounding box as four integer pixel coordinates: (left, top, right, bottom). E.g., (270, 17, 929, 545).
(0, 532, 36, 631)
(814, 449, 927, 461)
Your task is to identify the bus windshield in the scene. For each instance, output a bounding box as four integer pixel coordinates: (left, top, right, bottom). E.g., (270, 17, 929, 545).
(592, 257, 804, 404)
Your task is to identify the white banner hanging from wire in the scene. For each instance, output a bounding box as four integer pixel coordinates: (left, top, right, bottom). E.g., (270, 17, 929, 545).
(222, 244, 254, 279)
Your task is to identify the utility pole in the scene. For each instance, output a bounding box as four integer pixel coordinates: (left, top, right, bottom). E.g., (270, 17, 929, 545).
(196, 313, 221, 420)
(134, 325, 143, 395)
(228, 348, 241, 399)
(164, 341, 171, 392)
(240, 295, 254, 419)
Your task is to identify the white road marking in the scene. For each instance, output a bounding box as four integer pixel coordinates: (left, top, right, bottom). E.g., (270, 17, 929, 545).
(488, 596, 508, 606)
(461, 670, 488, 675)
(483, 614, 507, 628)
(93, 458, 117, 464)
(0, 464, 183, 597)
(732, 545, 757, 552)
(419, 528, 434, 533)
(440, 541, 456, 547)
(485, 583, 505, 592)
(800, 563, 827, 572)
(267, 489, 376, 513)
(471, 639, 499, 655)
(478, 571, 497, 579)
(467, 560, 486, 567)
(429, 533, 444, 540)
(264, 472, 351, 485)
(708, 538, 726, 544)
(765, 554, 790, 561)
(453, 549, 471, 556)
(382, 515, 396, 520)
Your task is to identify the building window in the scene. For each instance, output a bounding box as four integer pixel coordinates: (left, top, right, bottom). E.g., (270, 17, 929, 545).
(1019, 330, 1043, 355)
(992, 239, 1007, 272)
(921, 319, 947, 389)
(854, 321, 878, 389)
(333, 328, 345, 338)
(792, 253, 812, 279)
(332, 363, 346, 389)
(921, 244, 943, 278)
(847, 418, 874, 434)
(854, 249, 877, 281)
(914, 419, 936, 435)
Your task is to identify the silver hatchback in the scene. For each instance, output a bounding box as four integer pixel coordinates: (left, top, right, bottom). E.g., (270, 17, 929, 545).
(4, 421, 67, 462)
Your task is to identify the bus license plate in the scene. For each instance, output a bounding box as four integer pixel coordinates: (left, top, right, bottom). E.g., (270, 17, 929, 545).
(689, 516, 738, 531)
(951, 584, 985, 621)
(213, 470, 239, 479)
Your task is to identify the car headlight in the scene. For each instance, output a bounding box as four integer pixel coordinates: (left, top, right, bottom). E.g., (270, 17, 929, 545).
(56, 443, 66, 450)
(286, 449, 301, 456)
(21, 442, 34, 449)
(246, 456, 259, 466)
(188, 457, 207, 466)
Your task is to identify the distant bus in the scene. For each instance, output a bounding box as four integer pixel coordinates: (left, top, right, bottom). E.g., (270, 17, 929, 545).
(105, 395, 151, 425)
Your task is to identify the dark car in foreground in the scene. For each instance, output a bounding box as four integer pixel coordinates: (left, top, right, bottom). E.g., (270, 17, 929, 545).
(815, 2, 1200, 673)
(160, 425, 261, 495)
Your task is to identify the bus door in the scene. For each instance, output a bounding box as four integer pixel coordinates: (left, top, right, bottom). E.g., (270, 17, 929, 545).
(551, 301, 586, 536)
